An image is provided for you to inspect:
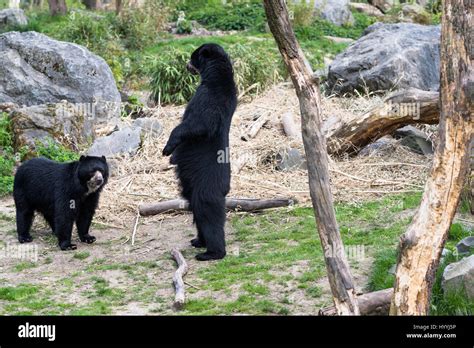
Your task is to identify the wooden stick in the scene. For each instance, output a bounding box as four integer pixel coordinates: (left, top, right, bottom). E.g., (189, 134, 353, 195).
(241, 112, 270, 141)
(139, 197, 296, 216)
(131, 210, 140, 246)
(171, 248, 189, 310)
(319, 288, 393, 316)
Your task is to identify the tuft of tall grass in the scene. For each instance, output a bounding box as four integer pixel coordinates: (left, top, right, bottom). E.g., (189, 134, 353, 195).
(148, 41, 285, 105)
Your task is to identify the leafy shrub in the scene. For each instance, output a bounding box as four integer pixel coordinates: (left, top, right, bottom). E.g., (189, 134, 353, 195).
(229, 43, 284, 96)
(149, 48, 200, 105)
(58, 11, 116, 51)
(112, 0, 170, 50)
(0, 112, 12, 149)
(288, 0, 314, 27)
(176, 19, 193, 34)
(0, 113, 17, 196)
(184, 1, 266, 32)
(35, 139, 80, 163)
(296, 11, 377, 41)
(148, 40, 284, 105)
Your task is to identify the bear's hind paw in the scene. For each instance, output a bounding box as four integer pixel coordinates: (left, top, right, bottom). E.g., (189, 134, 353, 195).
(80, 235, 96, 244)
(18, 235, 33, 243)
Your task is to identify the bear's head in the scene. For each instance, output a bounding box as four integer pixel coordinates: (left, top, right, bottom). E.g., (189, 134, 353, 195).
(77, 155, 109, 195)
(187, 43, 232, 76)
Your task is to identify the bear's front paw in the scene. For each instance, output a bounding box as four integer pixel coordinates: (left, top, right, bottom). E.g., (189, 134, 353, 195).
(59, 242, 77, 251)
(18, 235, 33, 243)
(80, 234, 96, 244)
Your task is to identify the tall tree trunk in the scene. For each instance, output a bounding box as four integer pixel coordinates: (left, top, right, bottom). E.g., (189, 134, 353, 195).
(82, 0, 99, 10)
(390, 0, 473, 315)
(116, 0, 123, 15)
(9, 0, 20, 9)
(263, 0, 360, 315)
(48, 0, 67, 15)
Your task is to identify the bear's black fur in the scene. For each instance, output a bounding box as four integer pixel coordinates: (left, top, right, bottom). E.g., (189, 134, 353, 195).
(13, 156, 109, 250)
(163, 43, 237, 261)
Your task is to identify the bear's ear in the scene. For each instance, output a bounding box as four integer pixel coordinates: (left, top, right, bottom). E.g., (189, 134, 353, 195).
(79, 155, 85, 162)
(101, 155, 107, 162)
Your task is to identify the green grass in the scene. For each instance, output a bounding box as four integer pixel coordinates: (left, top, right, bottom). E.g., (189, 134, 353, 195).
(1, 193, 471, 315)
(367, 221, 473, 315)
(73, 251, 90, 260)
(13, 261, 38, 272)
(0, 284, 39, 301)
(176, 193, 423, 314)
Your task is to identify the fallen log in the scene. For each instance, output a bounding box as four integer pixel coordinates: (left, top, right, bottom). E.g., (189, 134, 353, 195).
(327, 88, 440, 156)
(241, 112, 270, 141)
(171, 248, 189, 310)
(139, 197, 295, 216)
(319, 288, 393, 316)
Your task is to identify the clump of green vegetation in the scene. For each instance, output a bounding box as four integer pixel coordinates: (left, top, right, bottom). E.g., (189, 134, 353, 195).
(112, 0, 171, 50)
(368, 221, 473, 315)
(0, 113, 19, 196)
(148, 36, 284, 105)
(177, 19, 193, 34)
(177, 0, 266, 32)
(73, 251, 90, 260)
(149, 47, 200, 105)
(288, 0, 315, 27)
(35, 139, 80, 162)
(14, 261, 38, 272)
(295, 11, 377, 41)
(0, 284, 39, 301)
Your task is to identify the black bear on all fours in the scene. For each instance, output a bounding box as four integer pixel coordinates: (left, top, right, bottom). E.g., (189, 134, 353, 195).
(13, 156, 109, 250)
(163, 43, 237, 261)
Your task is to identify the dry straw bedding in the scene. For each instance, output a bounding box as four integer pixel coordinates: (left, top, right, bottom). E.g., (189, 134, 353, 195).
(96, 83, 431, 227)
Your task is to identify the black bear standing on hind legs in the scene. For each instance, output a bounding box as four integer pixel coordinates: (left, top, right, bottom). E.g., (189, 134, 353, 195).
(14, 156, 109, 250)
(162, 43, 237, 261)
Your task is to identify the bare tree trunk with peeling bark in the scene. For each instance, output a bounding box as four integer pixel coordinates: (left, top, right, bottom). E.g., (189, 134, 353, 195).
(390, 0, 473, 315)
(263, 0, 359, 315)
(48, 0, 67, 15)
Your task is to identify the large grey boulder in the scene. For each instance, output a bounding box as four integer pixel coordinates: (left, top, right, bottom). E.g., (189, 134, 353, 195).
(327, 23, 440, 95)
(87, 126, 142, 157)
(86, 117, 163, 157)
(276, 147, 307, 171)
(0, 31, 121, 124)
(313, 0, 354, 26)
(393, 125, 434, 155)
(0, 9, 28, 28)
(10, 102, 95, 151)
(442, 255, 474, 300)
(456, 237, 474, 255)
